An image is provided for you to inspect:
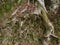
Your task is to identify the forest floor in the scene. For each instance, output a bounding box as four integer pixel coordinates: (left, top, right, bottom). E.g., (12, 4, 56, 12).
(0, 0, 60, 45)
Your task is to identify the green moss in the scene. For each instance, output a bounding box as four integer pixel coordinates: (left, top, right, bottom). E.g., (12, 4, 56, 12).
(20, 0, 25, 4)
(0, 7, 4, 20)
(4, 3, 12, 12)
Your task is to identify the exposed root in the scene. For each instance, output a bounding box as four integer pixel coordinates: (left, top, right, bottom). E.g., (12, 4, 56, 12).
(37, 0, 47, 12)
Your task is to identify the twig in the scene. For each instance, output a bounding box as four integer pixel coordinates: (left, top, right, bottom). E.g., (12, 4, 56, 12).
(20, 6, 28, 13)
(11, 8, 19, 16)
